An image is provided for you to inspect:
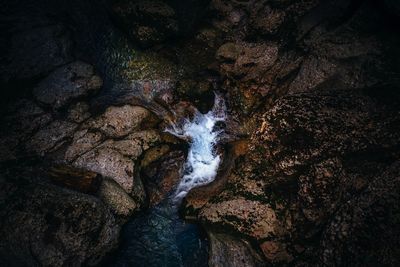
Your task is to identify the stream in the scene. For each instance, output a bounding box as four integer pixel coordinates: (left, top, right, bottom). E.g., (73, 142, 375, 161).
(110, 95, 226, 267)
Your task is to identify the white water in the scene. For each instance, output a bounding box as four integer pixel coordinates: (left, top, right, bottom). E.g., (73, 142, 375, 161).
(167, 95, 226, 201)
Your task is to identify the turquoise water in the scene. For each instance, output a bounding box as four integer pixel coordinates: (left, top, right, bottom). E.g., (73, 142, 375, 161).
(110, 197, 209, 267)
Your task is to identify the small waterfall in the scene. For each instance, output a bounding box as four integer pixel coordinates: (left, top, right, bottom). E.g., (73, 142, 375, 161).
(167, 94, 226, 201)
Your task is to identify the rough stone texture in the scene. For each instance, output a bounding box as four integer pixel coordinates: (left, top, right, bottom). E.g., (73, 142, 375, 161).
(0, 99, 52, 161)
(1, 0, 400, 265)
(67, 101, 91, 123)
(28, 120, 78, 155)
(0, 23, 72, 84)
(142, 150, 185, 206)
(86, 105, 150, 138)
(33, 61, 102, 109)
(70, 129, 161, 194)
(186, 88, 400, 265)
(208, 231, 264, 267)
(0, 175, 120, 267)
(110, 0, 179, 47)
(48, 165, 101, 194)
(0, 58, 164, 265)
(98, 178, 139, 217)
(74, 147, 135, 193)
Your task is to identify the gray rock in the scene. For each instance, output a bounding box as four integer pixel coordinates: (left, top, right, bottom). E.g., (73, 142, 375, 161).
(73, 147, 134, 193)
(0, 24, 72, 83)
(87, 105, 150, 138)
(33, 61, 102, 109)
(67, 101, 91, 123)
(0, 180, 120, 267)
(28, 120, 78, 156)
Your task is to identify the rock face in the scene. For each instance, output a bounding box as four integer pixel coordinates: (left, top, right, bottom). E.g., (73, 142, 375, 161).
(0, 58, 168, 265)
(1, 0, 400, 266)
(0, 174, 120, 267)
(110, 0, 179, 47)
(33, 61, 102, 109)
(185, 88, 400, 265)
(208, 231, 264, 267)
(0, 23, 72, 84)
(180, 2, 400, 264)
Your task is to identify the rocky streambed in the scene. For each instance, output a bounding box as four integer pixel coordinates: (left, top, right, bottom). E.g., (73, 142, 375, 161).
(1, 0, 400, 266)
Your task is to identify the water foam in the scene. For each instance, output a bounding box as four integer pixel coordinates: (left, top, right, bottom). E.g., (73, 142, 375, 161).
(167, 94, 226, 201)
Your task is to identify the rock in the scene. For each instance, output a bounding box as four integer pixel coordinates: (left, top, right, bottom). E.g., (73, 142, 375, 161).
(185, 88, 400, 264)
(110, 0, 179, 47)
(33, 61, 102, 109)
(0, 178, 120, 267)
(87, 105, 150, 138)
(249, 6, 285, 35)
(141, 144, 171, 168)
(64, 130, 105, 162)
(73, 147, 135, 193)
(28, 120, 78, 155)
(71, 130, 160, 194)
(0, 99, 52, 161)
(318, 161, 400, 266)
(384, 0, 400, 17)
(142, 150, 185, 206)
(48, 165, 101, 194)
(0, 24, 72, 84)
(67, 102, 91, 123)
(199, 198, 286, 240)
(98, 178, 140, 218)
(260, 241, 293, 263)
(208, 231, 264, 267)
(216, 41, 281, 113)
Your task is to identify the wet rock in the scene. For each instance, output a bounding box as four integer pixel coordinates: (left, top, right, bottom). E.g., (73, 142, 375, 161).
(0, 179, 120, 267)
(141, 144, 171, 169)
(176, 79, 213, 99)
(33, 61, 102, 109)
(142, 150, 185, 206)
(217, 42, 279, 77)
(98, 178, 140, 218)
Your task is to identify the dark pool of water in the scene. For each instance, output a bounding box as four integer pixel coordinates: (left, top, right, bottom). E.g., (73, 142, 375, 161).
(109, 198, 209, 267)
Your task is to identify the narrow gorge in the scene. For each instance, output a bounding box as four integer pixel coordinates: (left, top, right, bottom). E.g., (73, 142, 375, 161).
(0, 0, 400, 266)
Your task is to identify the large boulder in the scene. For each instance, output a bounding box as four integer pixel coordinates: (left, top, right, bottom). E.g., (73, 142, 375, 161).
(0, 176, 120, 267)
(0, 24, 72, 84)
(33, 61, 102, 109)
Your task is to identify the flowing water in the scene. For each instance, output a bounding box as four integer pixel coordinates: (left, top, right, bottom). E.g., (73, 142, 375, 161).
(167, 94, 226, 201)
(110, 95, 226, 267)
